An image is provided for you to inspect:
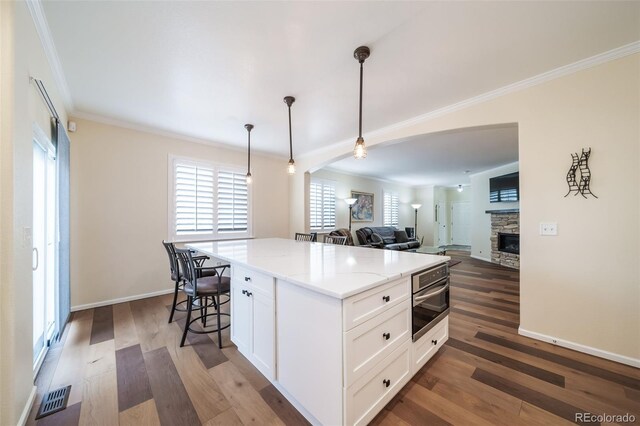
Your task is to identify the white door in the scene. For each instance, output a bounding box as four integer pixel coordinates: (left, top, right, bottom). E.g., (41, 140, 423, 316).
(437, 204, 448, 246)
(33, 136, 57, 372)
(451, 202, 471, 246)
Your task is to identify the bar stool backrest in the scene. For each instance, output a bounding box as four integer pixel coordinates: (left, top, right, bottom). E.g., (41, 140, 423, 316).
(323, 235, 347, 245)
(175, 248, 198, 294)
(295, 233, 314, 242)
(162, 240, 180, 280)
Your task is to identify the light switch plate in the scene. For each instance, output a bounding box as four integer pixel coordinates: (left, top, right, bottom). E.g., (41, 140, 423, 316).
(539, 222, 558, 236)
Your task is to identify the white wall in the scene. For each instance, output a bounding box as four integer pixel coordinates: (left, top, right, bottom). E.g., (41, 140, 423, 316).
(310, 169, 416, 242)
(291, 54, 640, 364)
(470, 163, 519, 260)
(414, 185, 435, 245)
(0, 2, 69, 424)
(69, 118, 290, 309)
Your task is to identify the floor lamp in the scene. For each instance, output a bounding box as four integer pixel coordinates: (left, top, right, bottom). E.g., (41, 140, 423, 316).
(411, 204, 422, 239)
(345, 198, 357, 231)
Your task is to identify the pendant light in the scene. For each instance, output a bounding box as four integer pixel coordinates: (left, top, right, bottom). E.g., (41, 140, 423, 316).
(353, 46, 370, 160)
(245, 124, 253, 184)
(284, 96, 296, 175)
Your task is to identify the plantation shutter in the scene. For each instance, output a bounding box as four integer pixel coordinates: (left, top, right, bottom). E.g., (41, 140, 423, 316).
(310, 182, 323, 230)
(310, 180, 336, 230)
(217, 170, 248, 232)
(174, 163, 215, 235)
(322, 183, 336, 229)
(383, 192, 399, 227)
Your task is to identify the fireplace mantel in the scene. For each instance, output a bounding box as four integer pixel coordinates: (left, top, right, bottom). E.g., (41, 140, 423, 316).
(485, 209, 520, 214)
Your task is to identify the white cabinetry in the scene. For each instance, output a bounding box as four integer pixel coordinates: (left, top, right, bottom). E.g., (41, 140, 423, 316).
(230, 261, 448, 426)
(230, 266, 276, 380)
(230, 281, 252, 353)
(412, 316, 448, 373)
(342, 278, 413, 426)
(344, 302, 411, 385)
(345, 341, 412, 426)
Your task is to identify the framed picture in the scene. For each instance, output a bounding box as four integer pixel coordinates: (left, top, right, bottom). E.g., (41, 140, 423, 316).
(351, 191, 374, 222)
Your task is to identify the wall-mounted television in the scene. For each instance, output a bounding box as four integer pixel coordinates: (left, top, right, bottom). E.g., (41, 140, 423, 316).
(490, 172, 519, 203)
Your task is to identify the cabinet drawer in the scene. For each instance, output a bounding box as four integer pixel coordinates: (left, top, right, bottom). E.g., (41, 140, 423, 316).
(345, 340, 411, 426)
(343, 278, 410, 331)
(344, 302, 410, 385)
(232, 265, 274, 298)
(412, 316, 448, 373)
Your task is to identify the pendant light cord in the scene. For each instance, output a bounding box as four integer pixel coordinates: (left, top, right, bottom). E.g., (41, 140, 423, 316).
(247, 129, 251, 173)
(288, 105, 293, 161)
(358, 61, 364, 139)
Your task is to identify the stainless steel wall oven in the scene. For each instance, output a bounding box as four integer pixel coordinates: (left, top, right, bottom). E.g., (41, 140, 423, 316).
(412, 263, 450, 341)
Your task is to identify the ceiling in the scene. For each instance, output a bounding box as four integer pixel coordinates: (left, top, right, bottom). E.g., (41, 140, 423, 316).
(324, 125, 518, 187)
(42, 1, 640, 157)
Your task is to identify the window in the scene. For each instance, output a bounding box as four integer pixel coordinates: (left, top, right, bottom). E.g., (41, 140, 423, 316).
(170, 156, 250, 241)
(310, 180, 336, 230)
(217, 171, 248, 233)
(383, 191, 399, 227)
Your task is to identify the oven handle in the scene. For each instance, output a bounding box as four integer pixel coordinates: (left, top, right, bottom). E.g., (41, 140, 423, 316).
(414, 283, 449, 302)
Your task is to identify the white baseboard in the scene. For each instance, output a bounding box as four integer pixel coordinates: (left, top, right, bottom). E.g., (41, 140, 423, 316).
(71, 288, 174, 312)
(17, 386, 37, 426)
(470, 254, 491, 263)
(518, 327, 640, 368)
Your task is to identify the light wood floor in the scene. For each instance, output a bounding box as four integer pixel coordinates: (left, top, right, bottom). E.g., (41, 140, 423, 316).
(29, 252, 640, 425)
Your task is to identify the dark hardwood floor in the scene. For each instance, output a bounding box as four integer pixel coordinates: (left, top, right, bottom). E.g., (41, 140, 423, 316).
(28, 251, 640, 425)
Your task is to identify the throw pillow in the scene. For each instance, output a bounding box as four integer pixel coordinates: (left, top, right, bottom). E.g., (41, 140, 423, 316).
(394, 230, 410, 243)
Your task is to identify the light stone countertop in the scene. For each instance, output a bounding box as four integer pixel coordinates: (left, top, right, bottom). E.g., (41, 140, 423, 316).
(187, 238, 449, 299)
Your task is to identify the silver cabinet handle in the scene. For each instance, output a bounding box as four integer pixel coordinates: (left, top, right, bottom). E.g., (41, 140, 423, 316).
(414, 284, 449, 302)
(32, 247, 39, 271)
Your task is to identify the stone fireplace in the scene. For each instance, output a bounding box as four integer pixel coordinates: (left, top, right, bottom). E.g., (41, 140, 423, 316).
(486, 209, 520, 269)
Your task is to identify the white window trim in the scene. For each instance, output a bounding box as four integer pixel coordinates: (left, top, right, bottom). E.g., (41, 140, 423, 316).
(168, 154, 253, 242)
(309, 178, 337, 232)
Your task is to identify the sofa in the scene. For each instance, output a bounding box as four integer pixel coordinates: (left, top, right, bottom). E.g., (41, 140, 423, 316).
(355, 226, 420, 251)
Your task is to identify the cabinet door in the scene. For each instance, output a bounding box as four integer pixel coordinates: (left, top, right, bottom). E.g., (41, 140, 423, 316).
(231, 281, 252, 354)
(250, 291, 275, 380)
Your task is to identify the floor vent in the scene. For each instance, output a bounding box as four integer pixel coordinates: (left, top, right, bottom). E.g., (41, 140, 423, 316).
(35, 385, 71, 419)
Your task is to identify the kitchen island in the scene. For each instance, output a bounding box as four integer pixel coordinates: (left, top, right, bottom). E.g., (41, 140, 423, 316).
(187, 238, 450, 426)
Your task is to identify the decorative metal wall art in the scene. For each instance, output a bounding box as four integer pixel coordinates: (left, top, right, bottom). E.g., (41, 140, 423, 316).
(565, 148, 597, 198)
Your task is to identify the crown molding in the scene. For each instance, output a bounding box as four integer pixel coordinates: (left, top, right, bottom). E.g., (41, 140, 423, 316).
(467, 161, 519, 178)
(26, 0, 74, 113)
(300, 40, 640, 161)
(320, 166, 410, 187)
(71, 111, 286, 161)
